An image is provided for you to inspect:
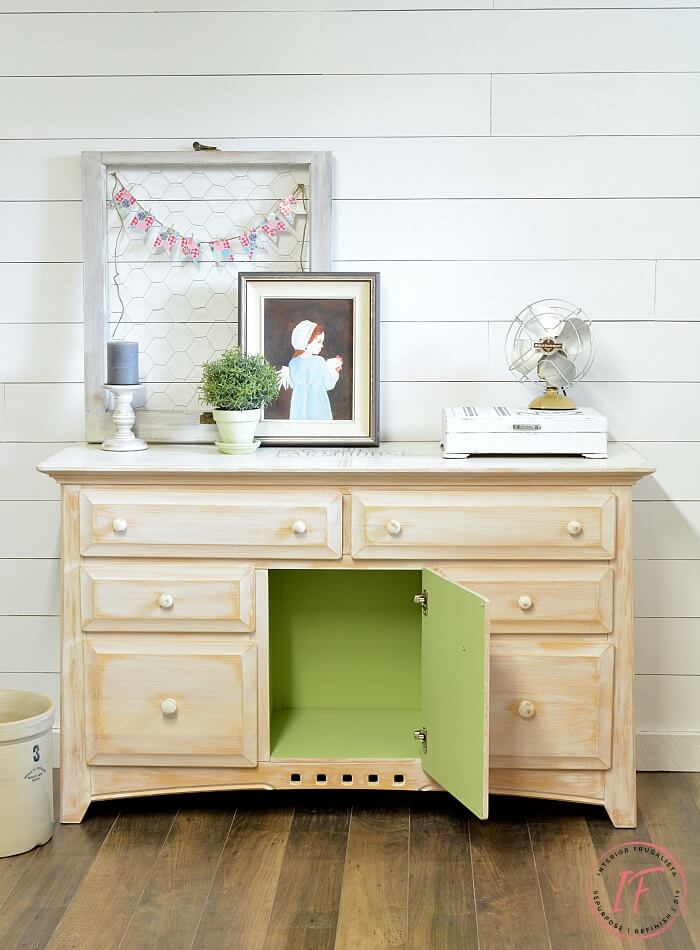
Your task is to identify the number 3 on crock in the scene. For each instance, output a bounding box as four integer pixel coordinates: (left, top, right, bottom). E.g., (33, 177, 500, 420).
(419, 568, 490, 819)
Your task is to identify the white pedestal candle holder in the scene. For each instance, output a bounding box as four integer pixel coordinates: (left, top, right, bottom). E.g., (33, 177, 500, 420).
(102, 384, 148, 452)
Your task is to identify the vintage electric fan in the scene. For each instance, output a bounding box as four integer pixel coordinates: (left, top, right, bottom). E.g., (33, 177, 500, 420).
(506, 299, 595, 410)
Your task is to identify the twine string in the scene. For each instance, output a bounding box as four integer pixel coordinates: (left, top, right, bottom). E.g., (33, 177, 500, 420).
(110, 175, 127, 338)
(111, 171, 305, 248)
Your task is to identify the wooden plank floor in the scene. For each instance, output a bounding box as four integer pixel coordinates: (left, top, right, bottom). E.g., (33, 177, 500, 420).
(0, 774, 698, 949)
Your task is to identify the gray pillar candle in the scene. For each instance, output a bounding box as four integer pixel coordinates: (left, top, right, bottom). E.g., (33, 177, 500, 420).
(107, 340, 139, 385)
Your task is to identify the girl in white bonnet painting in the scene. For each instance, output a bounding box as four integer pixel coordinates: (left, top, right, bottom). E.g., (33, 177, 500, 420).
(278, 319, 344, 420)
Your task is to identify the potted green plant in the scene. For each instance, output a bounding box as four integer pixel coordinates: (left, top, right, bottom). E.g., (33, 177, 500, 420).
(198, 347, 279, 454)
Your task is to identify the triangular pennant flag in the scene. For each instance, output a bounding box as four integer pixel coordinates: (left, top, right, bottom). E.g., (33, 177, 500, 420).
(114, 187, 136, 209)
(151, 229, 176, 254)
(211, 239, 235, 262)
(239, 228, 263, 260)
(278, 194, 298, 222)
(128, 210, 154, 232)
(179, 236, 202, 261)
(260, 215, 287, 239)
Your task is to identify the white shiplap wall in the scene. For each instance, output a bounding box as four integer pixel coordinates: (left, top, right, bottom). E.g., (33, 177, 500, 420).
(1, 2, 699, 770)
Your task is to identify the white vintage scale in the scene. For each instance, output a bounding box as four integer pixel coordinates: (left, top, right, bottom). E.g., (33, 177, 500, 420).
(442, 299, 608, 459)
(442, 405, 608, 459)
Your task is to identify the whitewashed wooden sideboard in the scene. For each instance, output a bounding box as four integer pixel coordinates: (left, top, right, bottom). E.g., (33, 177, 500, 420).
(40, 443, 652, 827)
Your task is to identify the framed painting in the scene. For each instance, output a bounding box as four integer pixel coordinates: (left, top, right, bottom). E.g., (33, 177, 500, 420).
(82, 149, 332, 443)
(238, 272, 379, 446)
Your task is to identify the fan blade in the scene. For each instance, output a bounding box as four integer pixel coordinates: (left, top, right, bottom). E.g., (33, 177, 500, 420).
(522, 308, 559, 342)
(557, 317, 591, 360)
(539, 352, 577, 388)
(509, 343, 541, 377)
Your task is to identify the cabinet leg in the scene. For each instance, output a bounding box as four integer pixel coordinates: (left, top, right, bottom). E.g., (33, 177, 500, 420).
(605, 802, 637, 829)
(60, 763, 91, 823)
(604, 486, 637, 831)
(60, 797, 91, 824)
(60, 485, 92, 825)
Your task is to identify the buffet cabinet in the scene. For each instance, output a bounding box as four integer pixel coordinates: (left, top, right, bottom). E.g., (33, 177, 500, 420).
(39, 444, 652, 827)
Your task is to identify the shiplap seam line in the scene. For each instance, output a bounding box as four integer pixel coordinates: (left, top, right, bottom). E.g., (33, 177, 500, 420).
(2, 135, 700, 141)
(335, 256, 700, 261)
(4, 70, 700, 77)
(2, 319, 696, 326)
(39, 320, 693, 325)
(3, 258, 690, 264)
(1, 438, 697, 445)
(3, 135, 700, 142)
(3, 6, 700, 12)
(491, 3, 700, 6)
(6, 379, 700, 384)
(8, 196, 700, 202)
(3, 257, 699, 263)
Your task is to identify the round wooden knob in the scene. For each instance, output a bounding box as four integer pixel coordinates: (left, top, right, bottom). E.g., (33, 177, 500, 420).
(566, 520, 582, 536)
(160, 698, 177, 716)
(292, 520, 307, 535)
(518, 594, 533, 611)
(386, 520, 402, 536)
(158, 593, 174, 609)
(112, 517, 127, 534)
(518, 700, 536, 719)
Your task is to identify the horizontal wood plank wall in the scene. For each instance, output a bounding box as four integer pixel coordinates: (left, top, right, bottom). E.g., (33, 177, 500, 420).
(1, 2, 698, 769)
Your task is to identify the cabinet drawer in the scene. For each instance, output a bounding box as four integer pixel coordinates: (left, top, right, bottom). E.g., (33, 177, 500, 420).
(490, 641, 614, 769)
(81, 562, 254, 632)
(79, 489, 342, 559)
(351, 490, 615, 560)
(84, 637, 257, 766)
(439, 563, 613, 634)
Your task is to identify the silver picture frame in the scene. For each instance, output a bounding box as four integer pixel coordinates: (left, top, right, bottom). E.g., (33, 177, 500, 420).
(238, 272, 379, 447)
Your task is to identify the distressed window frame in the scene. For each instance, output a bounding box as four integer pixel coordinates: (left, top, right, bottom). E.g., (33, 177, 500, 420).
(82, 150, 332, 443)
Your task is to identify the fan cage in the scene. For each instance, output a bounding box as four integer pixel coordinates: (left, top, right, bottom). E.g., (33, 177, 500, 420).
(505, 298, 596, 388)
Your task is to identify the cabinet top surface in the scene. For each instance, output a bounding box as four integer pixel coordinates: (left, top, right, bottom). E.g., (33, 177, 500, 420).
(38, 442, 653, 483)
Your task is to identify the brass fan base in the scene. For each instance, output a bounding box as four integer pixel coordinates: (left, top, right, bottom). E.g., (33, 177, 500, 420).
(529, 387, 577, 411)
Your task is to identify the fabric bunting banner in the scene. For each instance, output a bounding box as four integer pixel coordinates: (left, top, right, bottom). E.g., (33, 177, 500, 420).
(110, 176, 303, 265)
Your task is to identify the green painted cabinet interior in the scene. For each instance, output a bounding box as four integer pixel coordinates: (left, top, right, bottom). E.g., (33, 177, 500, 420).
(268, 568, 489, 819)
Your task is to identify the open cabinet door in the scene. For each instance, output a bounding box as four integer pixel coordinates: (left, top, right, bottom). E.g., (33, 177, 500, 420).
(419, 568, 490, 819)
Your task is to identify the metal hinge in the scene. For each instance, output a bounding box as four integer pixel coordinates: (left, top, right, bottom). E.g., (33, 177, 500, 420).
(414, 591, 428, 615)
(414, 728, 427, 751)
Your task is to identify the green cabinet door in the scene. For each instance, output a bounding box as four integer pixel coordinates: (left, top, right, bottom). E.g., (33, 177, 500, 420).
(420, 568, 490, 819)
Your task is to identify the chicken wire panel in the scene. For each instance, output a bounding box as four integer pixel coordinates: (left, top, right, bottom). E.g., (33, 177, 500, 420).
(107, 163, 310, 412)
